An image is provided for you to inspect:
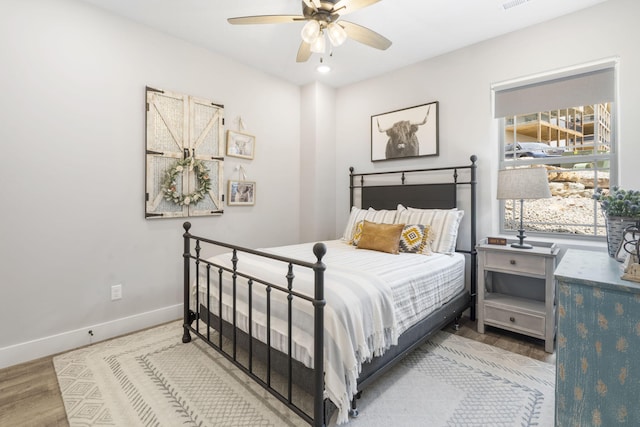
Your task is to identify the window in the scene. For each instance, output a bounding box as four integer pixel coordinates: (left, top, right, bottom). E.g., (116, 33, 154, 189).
(493, 59, 618, 240)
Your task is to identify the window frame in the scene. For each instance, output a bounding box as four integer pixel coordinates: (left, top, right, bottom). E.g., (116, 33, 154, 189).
(493, 58, 619, 241)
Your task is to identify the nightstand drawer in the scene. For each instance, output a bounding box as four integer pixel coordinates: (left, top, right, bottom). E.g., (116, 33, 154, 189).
(484, 251, 546, 276)
(484, 303, 545, 337)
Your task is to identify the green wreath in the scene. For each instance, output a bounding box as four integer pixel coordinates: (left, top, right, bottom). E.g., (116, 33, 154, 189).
(161, 157, 211, 206)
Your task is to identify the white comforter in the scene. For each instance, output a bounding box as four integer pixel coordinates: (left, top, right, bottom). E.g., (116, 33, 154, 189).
(194, 240, 464, 424)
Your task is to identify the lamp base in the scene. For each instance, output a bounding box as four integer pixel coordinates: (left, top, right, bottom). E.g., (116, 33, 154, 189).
(512, 225, 533, 249)
(511, 242, 533, 249)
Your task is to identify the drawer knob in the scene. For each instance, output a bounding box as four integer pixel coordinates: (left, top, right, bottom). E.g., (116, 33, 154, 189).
(510, 259, 516, 265)
(509, 316, 515, 322)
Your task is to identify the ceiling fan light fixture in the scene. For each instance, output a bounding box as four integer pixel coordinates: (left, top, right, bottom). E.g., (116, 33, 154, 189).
(317, 60, 331, 73)
(327, 22, 347, 47)
(310, 31, 326, 54)
(228, 0, 392, 63)
(301, 20, 320, 43)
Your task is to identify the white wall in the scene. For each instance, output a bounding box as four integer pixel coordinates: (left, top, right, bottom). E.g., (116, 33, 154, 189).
(334, 0, 640, 241)
(300, 82, 337, 242)
(0, 0, 302, 366)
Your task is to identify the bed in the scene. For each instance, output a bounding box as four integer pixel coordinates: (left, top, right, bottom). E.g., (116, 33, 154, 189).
(181, 155, 477, 426)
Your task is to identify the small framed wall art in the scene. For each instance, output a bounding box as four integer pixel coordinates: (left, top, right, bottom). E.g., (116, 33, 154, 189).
(371, 101, 439, 161)
(226, 130, 255, 160)
(228, 180, 256, 206)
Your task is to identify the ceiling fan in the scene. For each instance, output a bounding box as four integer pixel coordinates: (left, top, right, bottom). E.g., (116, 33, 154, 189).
(228, 0, 392, 63)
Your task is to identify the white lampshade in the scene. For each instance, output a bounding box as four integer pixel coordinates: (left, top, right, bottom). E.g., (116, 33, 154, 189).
(310, 32, 326, 54)
(497, 167, 551, 249)
(497, 167, 551, 200)
(301, 20, 320, 44)
(327, 22, 347, 46)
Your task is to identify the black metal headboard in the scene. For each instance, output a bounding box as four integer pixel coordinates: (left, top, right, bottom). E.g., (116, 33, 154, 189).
(349, 155, 477, 320)
(362, 183, 457, 210)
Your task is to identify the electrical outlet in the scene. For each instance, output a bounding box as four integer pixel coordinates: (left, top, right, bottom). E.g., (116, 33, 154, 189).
(111, 284, 122, 301)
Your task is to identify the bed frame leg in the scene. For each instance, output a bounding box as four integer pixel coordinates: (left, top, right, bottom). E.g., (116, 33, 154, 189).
(453, 315, 461, 331)
(182, 310, 196, 343)
(183, 222, 193, 344)
(349, 392, 362, 418)
(182, 325, 192, 343)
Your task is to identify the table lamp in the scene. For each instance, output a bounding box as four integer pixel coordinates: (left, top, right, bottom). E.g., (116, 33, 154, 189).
(497, 167, 552, 249)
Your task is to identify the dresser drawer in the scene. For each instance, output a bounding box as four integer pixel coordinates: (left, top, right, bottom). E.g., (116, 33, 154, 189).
(484, 302, 545, 338)
(484, 251, 546, 276)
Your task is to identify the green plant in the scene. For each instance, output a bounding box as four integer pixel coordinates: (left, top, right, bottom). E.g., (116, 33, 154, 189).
(593, 186, 640, 218)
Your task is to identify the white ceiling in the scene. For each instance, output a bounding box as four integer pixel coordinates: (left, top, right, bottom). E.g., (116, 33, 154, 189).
(78, 0, 607, 88)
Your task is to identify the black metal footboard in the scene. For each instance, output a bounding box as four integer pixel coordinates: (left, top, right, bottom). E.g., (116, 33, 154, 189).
(181, 222, 327, 427)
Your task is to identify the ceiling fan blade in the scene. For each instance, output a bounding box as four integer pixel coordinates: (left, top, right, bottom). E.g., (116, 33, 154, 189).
(340, 20, 391, 50)
(227, 15, 304, 25)
(332, 0, 381, 16)
(296, 41, 312, 63)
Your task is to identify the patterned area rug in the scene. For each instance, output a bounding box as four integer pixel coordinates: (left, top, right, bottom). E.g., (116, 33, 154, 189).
(54, 321, 555, 426)
(338, 332, 555, 427)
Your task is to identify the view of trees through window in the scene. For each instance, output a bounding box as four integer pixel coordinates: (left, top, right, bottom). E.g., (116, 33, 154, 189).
(501, 103, 612, 238)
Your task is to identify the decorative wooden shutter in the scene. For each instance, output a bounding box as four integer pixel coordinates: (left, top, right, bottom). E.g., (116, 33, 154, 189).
(145, 87, 189, 218)
(187, 96, 224, 216)
(145, 87, 224, 218)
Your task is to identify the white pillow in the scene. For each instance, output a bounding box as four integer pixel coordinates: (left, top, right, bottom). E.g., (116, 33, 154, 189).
(396, 206, 464, 254)
(342, 207, 397, 242)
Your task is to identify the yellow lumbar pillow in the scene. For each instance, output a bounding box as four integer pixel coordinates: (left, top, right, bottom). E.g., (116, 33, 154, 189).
(356, 221, 405, 254)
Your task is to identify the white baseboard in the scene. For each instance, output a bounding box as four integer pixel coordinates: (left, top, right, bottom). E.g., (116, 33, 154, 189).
(0, 304, 183, 369)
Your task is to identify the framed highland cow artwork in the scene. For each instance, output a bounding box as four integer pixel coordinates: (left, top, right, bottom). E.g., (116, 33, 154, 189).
(371, 101, 439, 162)
(227, 180, 256, 206)
(226, 130, 255, 160)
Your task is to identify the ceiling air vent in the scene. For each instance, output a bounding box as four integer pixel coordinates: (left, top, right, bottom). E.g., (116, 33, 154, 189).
(502, 0, 530, 10)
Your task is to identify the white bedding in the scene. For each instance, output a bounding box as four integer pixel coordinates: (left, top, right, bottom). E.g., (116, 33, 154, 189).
(192, 240, 465, 424)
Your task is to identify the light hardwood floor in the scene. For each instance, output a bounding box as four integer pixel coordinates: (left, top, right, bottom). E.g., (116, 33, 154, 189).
(0, 355, 69, 427)
(0, 316, 555, 426)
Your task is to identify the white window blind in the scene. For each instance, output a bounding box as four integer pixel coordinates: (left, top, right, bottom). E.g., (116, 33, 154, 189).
(494, 66, 615, 118)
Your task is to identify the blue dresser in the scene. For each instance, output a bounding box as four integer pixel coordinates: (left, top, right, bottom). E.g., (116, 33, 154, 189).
(554, 249, 640, 426)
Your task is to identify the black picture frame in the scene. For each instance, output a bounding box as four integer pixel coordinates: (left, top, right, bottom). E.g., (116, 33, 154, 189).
(371, 101, 439, 162)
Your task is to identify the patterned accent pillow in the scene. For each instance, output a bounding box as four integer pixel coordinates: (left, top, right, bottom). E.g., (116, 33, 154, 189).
(351, 220, 365, 246)
(396, 206, 464, 254)
(342, 207, 397, 242)
(399, 224, 430, 254)
(421, 224, 435, 255)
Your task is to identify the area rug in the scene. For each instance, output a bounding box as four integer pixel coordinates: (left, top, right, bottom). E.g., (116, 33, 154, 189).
(54, 321, 555, 427)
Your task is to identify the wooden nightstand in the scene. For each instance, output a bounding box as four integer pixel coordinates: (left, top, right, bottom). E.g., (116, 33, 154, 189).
(477, 239, 559, 353)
